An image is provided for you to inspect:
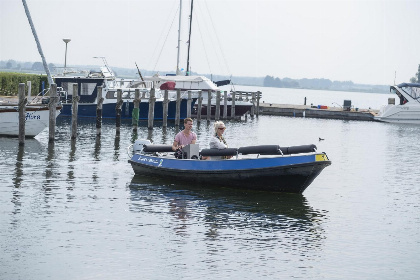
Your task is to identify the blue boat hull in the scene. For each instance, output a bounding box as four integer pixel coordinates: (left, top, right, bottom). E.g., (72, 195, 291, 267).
(59, 99, 195, 119)
(129, 154, 331, 193)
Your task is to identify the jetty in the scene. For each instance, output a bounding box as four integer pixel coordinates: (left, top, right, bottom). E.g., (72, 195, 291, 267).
(259, 103, 379, 121)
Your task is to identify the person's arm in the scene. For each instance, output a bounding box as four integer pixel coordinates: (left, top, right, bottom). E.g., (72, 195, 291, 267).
(172, 140, 179, 151)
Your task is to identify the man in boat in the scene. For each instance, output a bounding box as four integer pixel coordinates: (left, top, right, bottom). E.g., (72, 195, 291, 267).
(172, 118, 197, 152)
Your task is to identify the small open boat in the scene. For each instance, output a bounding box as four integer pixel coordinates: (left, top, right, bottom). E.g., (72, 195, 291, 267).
(128, 140, 331, 193)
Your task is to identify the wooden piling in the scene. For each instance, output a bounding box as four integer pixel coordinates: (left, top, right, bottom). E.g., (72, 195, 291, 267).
(71, 83, 79, 140)
(148, 88, 156, 129)
(187, 90, 192, 118)
(256, 91, 261, 117)
(48, 84, 57, 142)
(207, 90, 211, 121)
(251, 92, 255, 117)
(27, 81, 32, 101)
(223, 91, 228, 119)
(163, 90, 169, 127)
(231, 92, 236, 119)
(116, 89, 123, 134)
(96, 86, 104, 135)
(215, 91, 221, 121)
(197, 90, 202, 122)
(18, 83, 26, 145)
(132, 89, 140, 131)
(175, 89, 181, 126)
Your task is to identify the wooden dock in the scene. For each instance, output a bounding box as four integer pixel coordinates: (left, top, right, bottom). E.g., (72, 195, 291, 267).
(259, 103, 379, 121)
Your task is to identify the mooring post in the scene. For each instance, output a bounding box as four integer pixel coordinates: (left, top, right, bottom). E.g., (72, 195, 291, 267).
(163, 90, 169, 127)
(197, 90, 202, 123)
(231, 91, 236, 119)
(71, 83, 79, 140)
(207, 90, 211, 121)
(223, 91, 228, 119)
(116, 89, 123, 134)
(175, 89, 181, 126)
(18, 83, 26, 145)
(96, 86, 104, 136)
(48, 84, 57, 142)
(133, 89, 140, 131)
(251, 92, 255, 118)
(256, 91, 261, 117)
(148, 88, 156, 129)
(215, 91, 221, 121)
(27, 81, 32, 101)
(187, 90, 192, 118)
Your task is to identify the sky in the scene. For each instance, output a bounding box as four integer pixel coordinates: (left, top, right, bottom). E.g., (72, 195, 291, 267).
(1, 0, 420, 85)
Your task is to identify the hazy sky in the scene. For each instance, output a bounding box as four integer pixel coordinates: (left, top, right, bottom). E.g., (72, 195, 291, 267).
(1, 0, 419, 85)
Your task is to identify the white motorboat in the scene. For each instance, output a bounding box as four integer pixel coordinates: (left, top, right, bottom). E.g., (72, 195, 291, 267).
(0, 104, 62, 137)
(375, 83, 420, 124)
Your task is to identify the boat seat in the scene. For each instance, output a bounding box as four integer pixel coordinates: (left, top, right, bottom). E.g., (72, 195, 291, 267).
(200, 148, 238, 157)
(143, 144, 174, 153)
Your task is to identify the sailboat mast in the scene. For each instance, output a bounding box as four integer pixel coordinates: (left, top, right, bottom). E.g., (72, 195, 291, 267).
(22, 0, 53, 86)
(176, 0, 182, 75)
(186, 0, 194, 76)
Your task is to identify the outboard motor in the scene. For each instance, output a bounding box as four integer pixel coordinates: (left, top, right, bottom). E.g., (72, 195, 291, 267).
(133, 139, 152, 154)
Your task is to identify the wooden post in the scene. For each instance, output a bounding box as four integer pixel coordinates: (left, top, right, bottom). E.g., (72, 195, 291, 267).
(96, 86, 104, 136)
(18, 83, 26, 145)
(215, 91, 221, 121)
(251, 92, 255, 118)
(48, 84, 57, 142)
(223, 91, 228, 119)
(197, 90, 202, 123)
(163, 90, 169, 127)
(148, 88, 156, 129)
(207, 90, 211, 121)
(71, 83, 79, 140)
(256, 91, 261, 117)
(231, 91, 236, 119)
(132, 88, 140, 131)
(175, 89, 181, 126)
(187, 90, 192, 118)
(27, 81, 32, 101)
(116, 89, 123, 134)
(239, 91, 243, 101)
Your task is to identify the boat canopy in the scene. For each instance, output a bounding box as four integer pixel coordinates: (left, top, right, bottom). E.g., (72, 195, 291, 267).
(397, 83, 420, 102)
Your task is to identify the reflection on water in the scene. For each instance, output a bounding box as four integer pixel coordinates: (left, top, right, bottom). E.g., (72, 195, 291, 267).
(129, 175, 327, 256)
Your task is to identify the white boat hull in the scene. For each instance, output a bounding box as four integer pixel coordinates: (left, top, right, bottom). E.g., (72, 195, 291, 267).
(0, 106, 61, 137)
(374, 104, 420, 124)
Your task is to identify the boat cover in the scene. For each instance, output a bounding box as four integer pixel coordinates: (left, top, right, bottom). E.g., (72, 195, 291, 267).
(160, 82, 176, 90)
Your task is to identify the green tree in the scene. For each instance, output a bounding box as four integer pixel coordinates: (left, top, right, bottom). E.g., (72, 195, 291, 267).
(410, 64, 420, 83)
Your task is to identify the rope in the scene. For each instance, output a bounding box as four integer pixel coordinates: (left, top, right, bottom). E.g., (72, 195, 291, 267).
(152, 5, 180, 72)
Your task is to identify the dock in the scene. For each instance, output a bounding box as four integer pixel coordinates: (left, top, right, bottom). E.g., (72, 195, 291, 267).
(259, 103, 379, 121)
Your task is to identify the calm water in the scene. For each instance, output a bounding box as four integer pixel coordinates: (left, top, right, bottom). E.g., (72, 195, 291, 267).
(1, 87, 420, 279)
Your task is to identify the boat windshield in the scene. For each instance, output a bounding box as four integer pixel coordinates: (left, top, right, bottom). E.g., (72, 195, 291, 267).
(400, 85, 420, 103)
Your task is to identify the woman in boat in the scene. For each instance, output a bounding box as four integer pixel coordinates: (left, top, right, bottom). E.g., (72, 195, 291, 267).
(209, 121, 232, 159)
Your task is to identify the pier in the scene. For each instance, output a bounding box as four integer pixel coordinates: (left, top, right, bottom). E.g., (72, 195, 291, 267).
(259, 103, 379, 121)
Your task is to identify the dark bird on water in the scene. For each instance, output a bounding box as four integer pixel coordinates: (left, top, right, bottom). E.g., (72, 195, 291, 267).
(319, 137, 324, 141)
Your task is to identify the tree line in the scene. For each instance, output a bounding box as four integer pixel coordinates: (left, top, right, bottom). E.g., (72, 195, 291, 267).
(410, 64, 420, 83)
(0, 59, 55, 71)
